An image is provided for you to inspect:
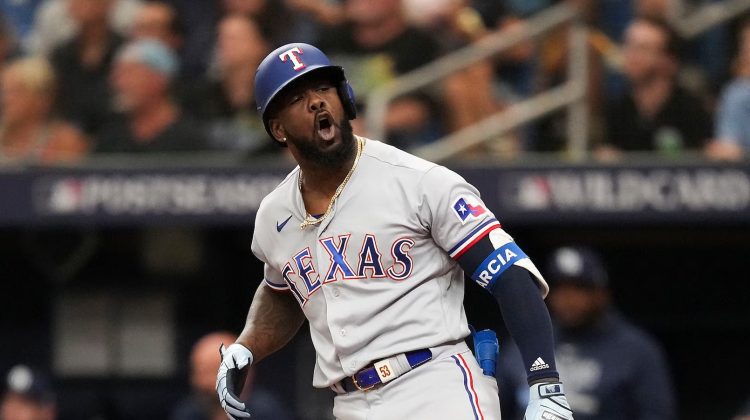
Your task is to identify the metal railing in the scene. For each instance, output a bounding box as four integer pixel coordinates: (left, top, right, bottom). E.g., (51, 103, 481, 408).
(672, 0, 750, 39)
(365, 0, 750, 163)
(364, 3, 589, 162)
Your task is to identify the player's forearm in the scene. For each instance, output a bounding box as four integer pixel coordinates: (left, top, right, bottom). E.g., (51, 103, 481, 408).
(492, 265, 560, 384)
(236, 283, 305, 363)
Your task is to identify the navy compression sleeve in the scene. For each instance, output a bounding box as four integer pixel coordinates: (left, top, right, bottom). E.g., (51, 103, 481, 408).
(491, 265, 559, 384)
(456, 234, 559, 384)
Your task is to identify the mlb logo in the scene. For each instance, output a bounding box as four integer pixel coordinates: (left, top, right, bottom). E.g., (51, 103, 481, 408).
(452, 195, 486, 224)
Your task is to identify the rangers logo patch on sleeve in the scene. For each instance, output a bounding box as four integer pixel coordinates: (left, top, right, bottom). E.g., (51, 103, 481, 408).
(452, 195, 486, 224)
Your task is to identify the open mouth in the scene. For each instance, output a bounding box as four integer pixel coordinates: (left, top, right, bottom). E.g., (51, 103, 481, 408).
(316, 113, 335, 141)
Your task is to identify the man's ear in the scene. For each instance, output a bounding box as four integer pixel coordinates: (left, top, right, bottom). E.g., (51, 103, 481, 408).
(269, 118, 286, 145)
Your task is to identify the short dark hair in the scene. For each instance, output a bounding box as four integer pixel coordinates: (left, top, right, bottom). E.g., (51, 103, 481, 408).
(635, 16, 684, 60)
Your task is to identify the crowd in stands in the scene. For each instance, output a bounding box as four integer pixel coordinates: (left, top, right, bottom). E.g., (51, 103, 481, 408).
(1, 0, 749, 165)
(2, 3, 749, 419)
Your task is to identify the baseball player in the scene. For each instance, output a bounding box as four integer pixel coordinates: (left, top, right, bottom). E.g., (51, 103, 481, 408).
(216, 43, 574, 420)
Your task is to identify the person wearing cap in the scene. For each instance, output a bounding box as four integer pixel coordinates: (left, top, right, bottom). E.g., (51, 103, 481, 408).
(95, 38, 206, 153)
(545, 246, 676, 420)
(0, 364, 56, 420)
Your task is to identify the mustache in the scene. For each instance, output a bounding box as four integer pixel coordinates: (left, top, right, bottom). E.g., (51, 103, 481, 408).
(296, 117, 355, 167)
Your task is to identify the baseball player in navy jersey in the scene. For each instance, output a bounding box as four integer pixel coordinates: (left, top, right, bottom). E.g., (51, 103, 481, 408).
(215, 43, 574, 420)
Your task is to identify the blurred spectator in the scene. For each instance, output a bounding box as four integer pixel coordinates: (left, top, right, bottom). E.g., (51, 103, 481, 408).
(705, 18, 750, 162)
(162, 0, 220, 78)
(170, 331, 293, 420)
(49, 0, 124, 137)
(0, 0, 42, 49)
(220, 0, 296, 46)
(173, 0, 303, 79)
(0, 57, 88, 164)
(128, 1, 204, 127)
(27, 0, 142, 55)
(598, 16, 711, 158)
(638, 0, 729, 90)
(185, 14, 270, 154)
(318, 0, 443, 147)
(536, 0, 646, 151)
(469, 2, 542, 154)
(404, 0, 468, 37)
(96, 39, 205, 153)
(473, 0, 542, 98)
(595, 0, 729, 97)
(398, 1, 528, 155)
(408, 3, 504, 103)
(0, 364, 56, 420)
(545, 246, 676, 420)
(128, 1, 193, 99)
(285, 0, 345, 28)
(0, 13, 20, 74)
(735, 397, 750, 420)
(320, 0, 439, 92)
(129, 1, 183, 52)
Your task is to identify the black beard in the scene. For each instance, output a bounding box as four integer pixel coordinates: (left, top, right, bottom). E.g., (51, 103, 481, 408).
(293, 118, 355, 169)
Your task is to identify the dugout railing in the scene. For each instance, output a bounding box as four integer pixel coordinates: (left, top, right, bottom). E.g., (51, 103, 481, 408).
(365, 0, 750, 164)
(365, 3, 589, 162)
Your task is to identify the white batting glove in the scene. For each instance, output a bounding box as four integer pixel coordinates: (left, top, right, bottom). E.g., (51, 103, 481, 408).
(524, 382, 574, 420)
(216, 343, 253, 419)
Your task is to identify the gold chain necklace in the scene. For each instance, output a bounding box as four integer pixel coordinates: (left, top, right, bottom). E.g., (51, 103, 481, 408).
(298, 136, 364, 229)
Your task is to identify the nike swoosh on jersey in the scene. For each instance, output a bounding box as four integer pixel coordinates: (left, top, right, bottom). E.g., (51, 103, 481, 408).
(276, 215, 293, 232)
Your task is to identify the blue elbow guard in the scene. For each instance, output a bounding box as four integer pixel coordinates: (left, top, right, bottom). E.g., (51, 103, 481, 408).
(473, 329, 499, 376)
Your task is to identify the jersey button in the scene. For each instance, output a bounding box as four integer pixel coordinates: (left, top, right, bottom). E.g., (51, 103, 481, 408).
(332, 288, 341, 297)
(339, 328, 346, 336)
(350, 360, 358, 370)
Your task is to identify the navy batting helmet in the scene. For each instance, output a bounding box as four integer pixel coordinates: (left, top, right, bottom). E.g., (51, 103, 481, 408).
(254, 43, 356, 141)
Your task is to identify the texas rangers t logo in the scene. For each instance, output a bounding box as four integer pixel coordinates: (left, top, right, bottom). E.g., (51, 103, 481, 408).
(279, 47, 306, 71)
(452, 195, 486, 224)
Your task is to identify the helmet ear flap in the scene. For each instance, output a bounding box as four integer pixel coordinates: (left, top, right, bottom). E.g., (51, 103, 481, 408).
(338, 80, 357, 120)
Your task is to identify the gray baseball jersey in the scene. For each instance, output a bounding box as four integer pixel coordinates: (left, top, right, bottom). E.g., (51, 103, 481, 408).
(251, 138, 547, 388)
